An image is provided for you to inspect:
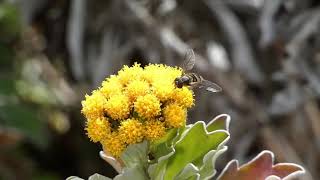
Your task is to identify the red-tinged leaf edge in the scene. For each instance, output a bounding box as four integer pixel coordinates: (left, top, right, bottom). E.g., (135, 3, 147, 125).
(217, 150, 305, 180)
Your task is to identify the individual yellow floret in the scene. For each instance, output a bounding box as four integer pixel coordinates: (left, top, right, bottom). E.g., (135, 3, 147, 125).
(142, 64, 162, 83)
(102, 132, 126, 158)
(125, 80, 150, 101)
(100, 75, 122, 98)
(143, 64, 182, 84)
(151, 80, 175, 102)
(163, 103, 187, 128)
(86, 117, 111, 143)
(118, 118, 144, 145)
(118, 63, 143, 85)
(172, 87, 194, 108)
(144, 120, 166, 141)
(81, 90, 106, 120)
(134, 94, 161, 119)
(105, 94, 130, 120)
(162, 66, 183, 83)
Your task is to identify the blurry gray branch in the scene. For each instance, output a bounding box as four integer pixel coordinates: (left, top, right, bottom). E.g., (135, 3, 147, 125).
(88, 30, 133, 86)
(259, 0, 282, 48)
(67, 0, 86, 81)
(204, 0, 265, 84)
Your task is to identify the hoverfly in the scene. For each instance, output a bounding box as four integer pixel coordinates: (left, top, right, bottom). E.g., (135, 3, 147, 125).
(174, 49, 222, 93)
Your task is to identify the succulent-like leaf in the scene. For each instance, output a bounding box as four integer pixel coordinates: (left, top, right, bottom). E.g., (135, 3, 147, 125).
(100, 151, 123, 173)
(120, 140, 148, 168)
(174, 163, 199, 180)
(206, 114, 230, 132)
(88, 174, 112, 180)
(114, 166, 148, 180)
(113, 140, 149, 180)
(217, 150, 305, 180)
(197, 146, 228, 180)
(66, 176, 84, 180)
(149, 114, 230, 180)
(149, 128, 180, 159)
(66, 174, 112, 180)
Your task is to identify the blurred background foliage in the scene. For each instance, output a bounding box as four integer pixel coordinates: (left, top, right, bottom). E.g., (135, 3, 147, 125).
(0, 0, 319, 179)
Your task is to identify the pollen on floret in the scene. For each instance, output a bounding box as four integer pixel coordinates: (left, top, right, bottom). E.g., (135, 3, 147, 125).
(81, 90, 107, 121)
(118, 63, 143, 85)
(144, 120, 166, 141)
(142, 64, 163, 83)
(86, 117, 111, 143)
(151, 80, 175, 102)
(162, 66, 183, 83)
(105, 94, 130, 120)
(100, 75, 122, 98)
(163, 103, 187, 128)
(125, 80, 150, 101)
(134, 94, 161, 119)
(118, 118, 144, 145)
(102, 132, 126, 158)
(172, 87, 194, 108)
(143, 64, 182, 84)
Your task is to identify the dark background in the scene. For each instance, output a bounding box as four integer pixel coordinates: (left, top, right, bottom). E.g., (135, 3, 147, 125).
(0, 0, 319, 179)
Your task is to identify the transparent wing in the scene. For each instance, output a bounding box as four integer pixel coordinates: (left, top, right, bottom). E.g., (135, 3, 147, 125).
(182, 49, 196, 71)
(200, 79, 222, 92)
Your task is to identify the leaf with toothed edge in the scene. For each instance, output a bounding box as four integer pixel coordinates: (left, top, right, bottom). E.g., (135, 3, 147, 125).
(175, 114, 231, 180)
(148, 114, 231, 180)
(114, 140, 149, 180)
(217, 150, 305, 180)
(149, 128, 182, 160)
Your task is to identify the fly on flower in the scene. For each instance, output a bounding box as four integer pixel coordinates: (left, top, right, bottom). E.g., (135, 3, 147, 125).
(175, 49, 222, 93)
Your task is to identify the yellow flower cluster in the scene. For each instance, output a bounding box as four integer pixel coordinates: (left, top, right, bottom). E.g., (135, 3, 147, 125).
(81, 63, 194, 157)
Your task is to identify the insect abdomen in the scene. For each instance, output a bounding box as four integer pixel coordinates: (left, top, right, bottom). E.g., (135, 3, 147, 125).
(189, 73, 201, 83)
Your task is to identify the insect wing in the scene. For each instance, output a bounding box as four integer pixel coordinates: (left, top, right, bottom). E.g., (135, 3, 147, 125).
(200, 79, 222, 92)
(182, 49, 196, 71)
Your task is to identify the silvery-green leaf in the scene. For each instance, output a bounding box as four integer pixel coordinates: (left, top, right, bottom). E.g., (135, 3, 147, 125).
(149, 114, 230, 180)
(114, 166, 148, 180)
(88, 173, 112, 180)
(66, 176, 84, 180)
(198, 146, 228, 180)
(174, 163, 199, 180)
(114, 140, 149, 180)
(120, 140, 148, 168)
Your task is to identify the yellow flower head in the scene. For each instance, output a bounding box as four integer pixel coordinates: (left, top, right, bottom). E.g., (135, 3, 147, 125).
(152, 81, 175, 102)
(118, 63, 143, 85)
(81, 62, 195, 157)
(143, 64, 182, 84)
(144, 120, 166, 141)
(134, 94, 161, 119)
(172, 87, 194, 108)
(126, 80, 150, 101)
(86, 117, 111, 143)
(105, 94, 130, 120)
(100, 75, 122, 98)
(102, 132, 126, 158)
(163, 103, 187, 128)
(118, 118, 144, 144)
(81, 90, 106, 120)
